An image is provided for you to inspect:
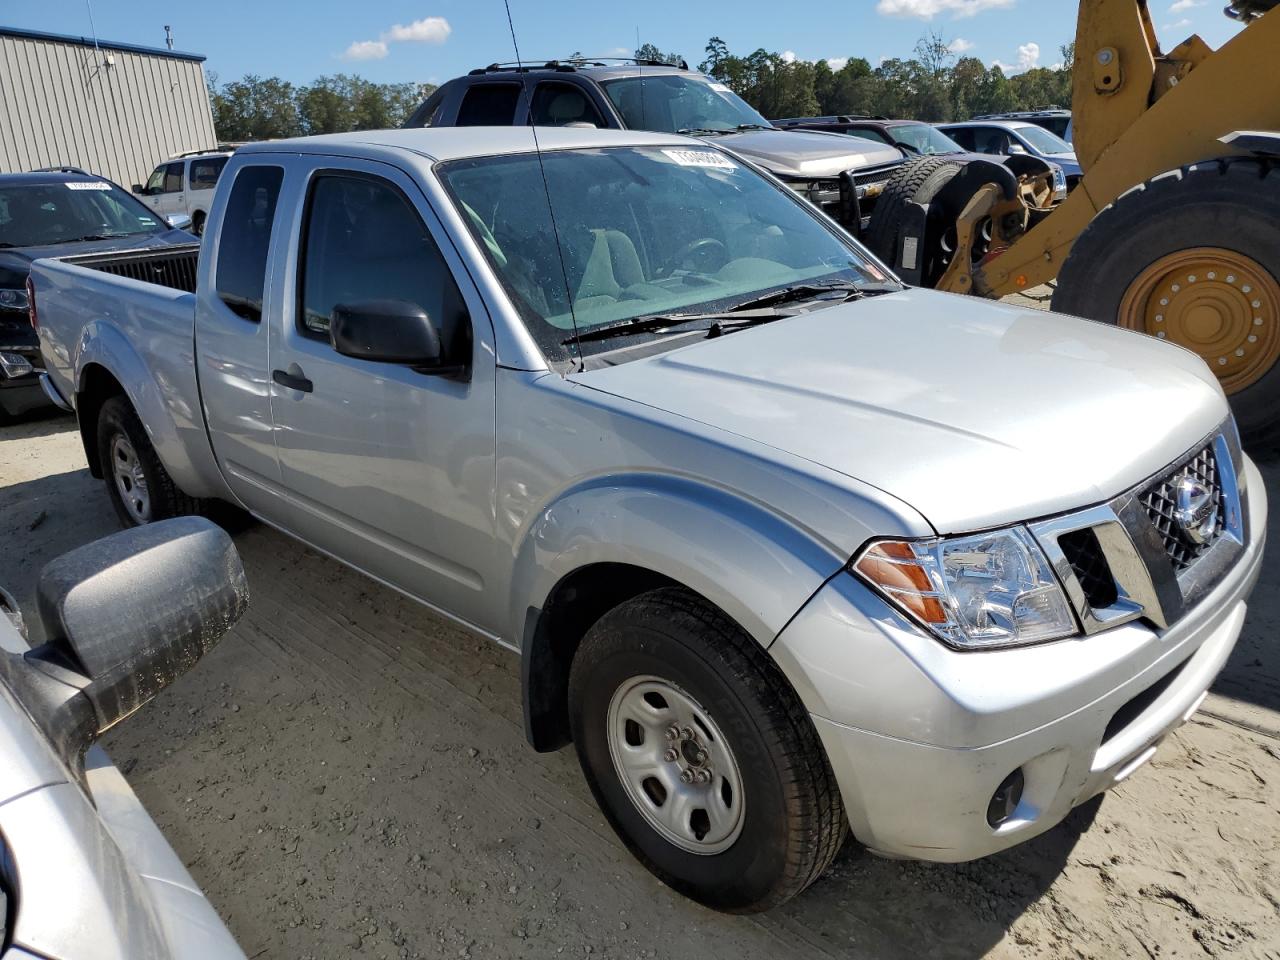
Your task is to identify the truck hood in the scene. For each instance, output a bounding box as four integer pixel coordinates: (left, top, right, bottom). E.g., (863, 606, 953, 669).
(569, 289, 1229, 534)
(714, 128, 903, 179)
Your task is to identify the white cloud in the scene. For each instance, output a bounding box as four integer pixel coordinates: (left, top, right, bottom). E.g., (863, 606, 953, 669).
(949, 37, 975, 53)
(1170, 0, 1203, 11)
(342, 14, 451, 61)
(1163, 17, 1193, 29)
(610, 46, 631, 56)
(780, 49, 797, 63)
(990, 40, 1040, 74)
(876, 0, 1014, 19)
(825, 57, 850, 70)
(341, 40, 388, 61)
(384, 16, 451, 44)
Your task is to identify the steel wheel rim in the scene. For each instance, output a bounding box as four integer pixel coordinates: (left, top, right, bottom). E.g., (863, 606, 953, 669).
(1119, 247, 1280, 393)
(606, 675, 745, 856)
(110, 434, 151, 522)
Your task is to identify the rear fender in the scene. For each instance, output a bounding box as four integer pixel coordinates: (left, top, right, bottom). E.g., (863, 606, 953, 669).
(74, 323, 229, 500)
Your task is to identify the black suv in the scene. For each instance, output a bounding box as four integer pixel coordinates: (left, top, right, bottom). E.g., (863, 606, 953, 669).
(407, 60, 908, 235)
(0, 170, 195, 420)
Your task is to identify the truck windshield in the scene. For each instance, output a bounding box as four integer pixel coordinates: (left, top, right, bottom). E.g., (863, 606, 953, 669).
(0, 182, 164, 248)
(438, 145, 894, 362)
(600, 75, 772, 134)
(890, 123, 964, 156)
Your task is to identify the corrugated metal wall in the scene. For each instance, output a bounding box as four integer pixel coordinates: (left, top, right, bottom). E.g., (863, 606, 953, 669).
(0, 32, 216, 188)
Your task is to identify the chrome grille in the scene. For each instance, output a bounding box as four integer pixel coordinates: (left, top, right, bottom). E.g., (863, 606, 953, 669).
(1139, 444, 1225, 572)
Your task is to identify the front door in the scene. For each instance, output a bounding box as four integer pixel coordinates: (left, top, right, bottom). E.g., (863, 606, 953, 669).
(266, 160, 500, 633)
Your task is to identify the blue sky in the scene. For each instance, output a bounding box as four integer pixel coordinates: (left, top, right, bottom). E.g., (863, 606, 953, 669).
(5, 0, 1245, 86)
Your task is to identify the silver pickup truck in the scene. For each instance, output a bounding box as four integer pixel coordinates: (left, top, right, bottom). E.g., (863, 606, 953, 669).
(31, 127, 1266, 913)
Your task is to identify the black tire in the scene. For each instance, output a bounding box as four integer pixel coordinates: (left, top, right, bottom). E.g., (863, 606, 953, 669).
(96, 395, 203, 527)
(568, 586, 846, 913)
(1052, 157, 1280, 444)
(191, 211, 206, 236)
(864, 156, 963, 265)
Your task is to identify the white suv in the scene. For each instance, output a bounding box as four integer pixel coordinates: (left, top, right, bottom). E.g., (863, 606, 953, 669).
(133, 149, 234, 235)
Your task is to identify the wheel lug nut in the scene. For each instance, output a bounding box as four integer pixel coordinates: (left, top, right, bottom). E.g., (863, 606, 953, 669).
(681, 727, 695, 741)
(664, 749, 678, 763)
(665, 727, 678, 741)
(680, 769, 695, 784)
(696, 769, 711, 784)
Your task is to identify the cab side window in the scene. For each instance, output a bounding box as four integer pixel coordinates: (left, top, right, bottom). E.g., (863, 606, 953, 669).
(846, 127, 892, 145)
(948, 128, 976, 151)
(162, 162, 184, 193)
(214, 165, 284, 322)
(296, 173, 467, 359)
(144, 167, 166, 194)
(529, 82, 604, 127)
(456, 83, 521, 126)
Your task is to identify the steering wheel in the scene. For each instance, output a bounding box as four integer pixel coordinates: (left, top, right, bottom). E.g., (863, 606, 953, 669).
(666, 237, 729, 276)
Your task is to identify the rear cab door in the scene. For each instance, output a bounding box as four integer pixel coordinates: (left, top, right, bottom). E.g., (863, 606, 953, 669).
(261, 153, 503, 634)
(195, 159, 291, 517)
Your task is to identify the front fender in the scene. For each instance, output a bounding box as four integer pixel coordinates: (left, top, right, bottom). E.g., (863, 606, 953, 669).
(509, 472, 848, 650)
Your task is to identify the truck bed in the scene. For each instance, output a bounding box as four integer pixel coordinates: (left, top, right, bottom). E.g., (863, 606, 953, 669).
(57, 243, 201, 294)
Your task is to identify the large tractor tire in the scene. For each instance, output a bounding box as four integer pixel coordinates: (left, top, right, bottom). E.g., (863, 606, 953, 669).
(1053, 157, 1280, 443)
(864, 157, 963, 266)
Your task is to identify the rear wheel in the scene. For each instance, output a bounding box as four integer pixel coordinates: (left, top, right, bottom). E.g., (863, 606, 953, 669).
(1053, 157, 1280, 442)
(191, 211, 206, 236)
(568, 587, 846, 913)
(96, 396, 202, 526)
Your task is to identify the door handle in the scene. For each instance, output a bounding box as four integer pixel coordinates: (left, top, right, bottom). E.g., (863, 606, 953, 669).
(272, 369, 313, 393)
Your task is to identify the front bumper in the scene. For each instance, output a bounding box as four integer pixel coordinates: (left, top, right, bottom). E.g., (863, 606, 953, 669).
(770, 458, 1266, 862)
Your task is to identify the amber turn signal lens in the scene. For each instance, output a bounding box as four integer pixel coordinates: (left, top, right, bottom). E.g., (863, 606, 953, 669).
(854, 542, 948, 624)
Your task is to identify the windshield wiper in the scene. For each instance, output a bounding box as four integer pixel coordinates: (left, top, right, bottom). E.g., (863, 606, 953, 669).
(676, 127, 733, 137)
(65, 233, 133, 242)
(736, 123, 773, 131)
(562, 308, 787, 346)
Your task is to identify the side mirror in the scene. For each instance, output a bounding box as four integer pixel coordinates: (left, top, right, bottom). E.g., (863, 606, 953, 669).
(330, 298, 468, 377)
(166, 213, 194, 230)
(1007, 142, 1027, 155)
(33, 517, 248, 738)
(132, 183, 146, 194)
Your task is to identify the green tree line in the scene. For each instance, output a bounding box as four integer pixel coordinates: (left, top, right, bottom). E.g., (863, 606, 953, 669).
(208, 73, 437, 141)
(207, 33, 1074, 141)
(679, 35, 1074, 122)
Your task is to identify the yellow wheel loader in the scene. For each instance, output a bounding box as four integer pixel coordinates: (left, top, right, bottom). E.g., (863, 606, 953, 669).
(869, 0, 1280, 440)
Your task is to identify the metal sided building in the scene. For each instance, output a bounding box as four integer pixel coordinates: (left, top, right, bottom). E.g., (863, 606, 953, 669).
(0, 26, 216, 188)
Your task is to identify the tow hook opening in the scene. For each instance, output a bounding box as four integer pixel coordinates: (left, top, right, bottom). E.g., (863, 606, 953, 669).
(987, 767, 1026, 828)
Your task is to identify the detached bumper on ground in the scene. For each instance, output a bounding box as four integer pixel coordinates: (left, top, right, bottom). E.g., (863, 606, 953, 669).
(771, 458, 1267, 863)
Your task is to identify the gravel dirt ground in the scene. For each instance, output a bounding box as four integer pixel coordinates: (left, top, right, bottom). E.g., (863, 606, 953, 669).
(2, 408, 1277, 960)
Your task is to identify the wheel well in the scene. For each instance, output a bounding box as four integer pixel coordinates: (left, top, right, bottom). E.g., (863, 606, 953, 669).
(76, 364, 126, 478)
(521, 563, 678, 752)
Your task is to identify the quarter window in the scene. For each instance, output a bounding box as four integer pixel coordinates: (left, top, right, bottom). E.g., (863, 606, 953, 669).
(214, 165, 284, 322)
(296, 173, 467, 355)
(456, 83, 521, 126)
(162, 162, 184, 193)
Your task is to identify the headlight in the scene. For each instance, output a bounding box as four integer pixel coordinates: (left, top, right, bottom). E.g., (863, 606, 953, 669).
(0, 288, 29, 311)
(853, 526, 1078, 649)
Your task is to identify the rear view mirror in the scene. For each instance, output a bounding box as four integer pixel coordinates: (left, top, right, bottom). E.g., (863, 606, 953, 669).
(35, 517, 248, 735)
(330, 298, 468, 377)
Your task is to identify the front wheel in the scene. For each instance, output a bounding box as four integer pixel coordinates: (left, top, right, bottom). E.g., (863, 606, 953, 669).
(96, 396, 202, 526)
(568, 587, 846, 913)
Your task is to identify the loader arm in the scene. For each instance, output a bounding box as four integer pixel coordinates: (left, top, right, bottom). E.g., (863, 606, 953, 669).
(954, 1, 1280, 299)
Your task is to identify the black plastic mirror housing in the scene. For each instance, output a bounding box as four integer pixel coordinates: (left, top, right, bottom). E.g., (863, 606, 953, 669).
(35, 517, 249, 734)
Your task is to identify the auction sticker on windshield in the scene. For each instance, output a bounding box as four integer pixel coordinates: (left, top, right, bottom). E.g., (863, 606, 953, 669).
(661, 149, 737, 170)
(65, 182, 113, 191)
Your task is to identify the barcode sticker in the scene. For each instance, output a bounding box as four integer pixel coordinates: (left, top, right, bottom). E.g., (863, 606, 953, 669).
(661, 149, 737, 170)
(65, 181, 112, 191)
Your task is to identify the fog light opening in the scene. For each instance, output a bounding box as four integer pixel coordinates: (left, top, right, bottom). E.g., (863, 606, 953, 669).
(987, 767, 1025, 828)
